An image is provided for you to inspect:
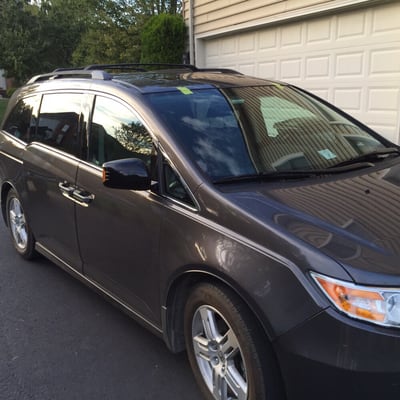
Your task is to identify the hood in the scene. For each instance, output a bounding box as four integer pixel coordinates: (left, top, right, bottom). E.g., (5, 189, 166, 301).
(225, 162, 400, 286)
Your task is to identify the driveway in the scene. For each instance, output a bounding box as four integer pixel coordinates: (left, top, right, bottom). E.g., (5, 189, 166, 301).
(0, 222, 203, 400)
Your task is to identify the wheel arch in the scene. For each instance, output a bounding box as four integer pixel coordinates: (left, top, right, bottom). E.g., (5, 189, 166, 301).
(162, 267, 275, 354)
(1, 182, 14, 225)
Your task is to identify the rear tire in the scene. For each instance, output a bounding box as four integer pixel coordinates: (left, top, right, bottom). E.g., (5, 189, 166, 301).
(184, 283, 284, 400)
(6, 189, 36, 259)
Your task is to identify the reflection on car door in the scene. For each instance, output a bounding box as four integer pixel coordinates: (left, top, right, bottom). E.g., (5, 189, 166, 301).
(75, 96, 162, 325)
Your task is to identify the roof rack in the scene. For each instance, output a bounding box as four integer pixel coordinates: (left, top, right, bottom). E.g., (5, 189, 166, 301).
(84, 63, 199, 72)
(53, 67, 85, 72)
(26, 69, 112, 84)
(84, 64, 241, 75)
(26, 63, 241, 85)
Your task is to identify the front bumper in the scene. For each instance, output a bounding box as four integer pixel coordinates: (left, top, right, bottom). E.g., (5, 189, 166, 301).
(275, 308, 400, 399)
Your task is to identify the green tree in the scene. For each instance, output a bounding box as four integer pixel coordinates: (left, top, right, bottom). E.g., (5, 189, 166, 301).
(72, 0, 142, 65)
(72, 0, 183, 66)
(0, 0, 185, 82)
(0, 0, 93, 83)
(140, 13, 186, 63)
(0, 1, 41, 84)
(133, 0, 181, 15)
(38, 0, 95, 70)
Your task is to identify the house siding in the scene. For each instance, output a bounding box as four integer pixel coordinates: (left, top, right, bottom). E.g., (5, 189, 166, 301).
(184, 0, 385, 36)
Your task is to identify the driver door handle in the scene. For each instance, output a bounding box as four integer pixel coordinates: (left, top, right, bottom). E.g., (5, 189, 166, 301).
(72, 189, 95, 204)
(58, 181, 75, 196)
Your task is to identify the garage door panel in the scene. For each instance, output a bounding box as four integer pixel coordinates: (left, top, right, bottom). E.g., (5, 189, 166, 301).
(372, 3, 400, 34)
(335, 52, 364, 77)
(306, 55, 330, 78)
(369, 88, 400, 111)
(334, 88, 363, 111)
(238, 63, 256, 76)
(370, 48, 400, 75)
(239, 32, 257, 53)
(259, 61, 277, 79)
(281, 24, 303, 46)
(280, 58, 302, 80)
(306, 17, 332, 44)
(259, 30, 278, 49)
(336, 10, 368, 39)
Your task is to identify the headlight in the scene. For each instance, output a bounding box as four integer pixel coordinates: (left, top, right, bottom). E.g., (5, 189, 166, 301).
(311, 272, 400, 328)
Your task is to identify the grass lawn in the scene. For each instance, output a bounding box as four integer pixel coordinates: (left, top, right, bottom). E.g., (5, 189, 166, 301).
(0, 98, 9, 123)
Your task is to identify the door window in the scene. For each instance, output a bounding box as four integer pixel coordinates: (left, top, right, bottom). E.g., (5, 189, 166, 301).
(36, 93, 83, 156)
(89, 96, 195, 207)
(3, 95, 40, 142)
(89, 96, 155, 171)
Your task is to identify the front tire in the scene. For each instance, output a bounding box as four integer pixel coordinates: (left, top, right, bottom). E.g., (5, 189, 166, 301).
(6, 189, 36, 259)
(184, 283, 284, 400)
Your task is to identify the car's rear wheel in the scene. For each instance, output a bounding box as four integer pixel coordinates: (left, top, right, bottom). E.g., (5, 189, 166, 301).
(6, 189, 36, 259)
(184, 283, 284, 400)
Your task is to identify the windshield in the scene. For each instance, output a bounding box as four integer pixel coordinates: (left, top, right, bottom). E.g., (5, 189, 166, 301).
(147, 85, 389, 181)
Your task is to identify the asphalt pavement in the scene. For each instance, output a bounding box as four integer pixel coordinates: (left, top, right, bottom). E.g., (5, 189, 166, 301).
(0, 221, 204, 400)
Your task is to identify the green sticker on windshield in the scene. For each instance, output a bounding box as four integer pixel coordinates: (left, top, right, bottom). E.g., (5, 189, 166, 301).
(318, 149, 337, 160)
(177, 86, 193, 95)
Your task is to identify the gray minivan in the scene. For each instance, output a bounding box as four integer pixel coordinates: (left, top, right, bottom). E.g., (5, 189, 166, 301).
(1, 64, 400, 400)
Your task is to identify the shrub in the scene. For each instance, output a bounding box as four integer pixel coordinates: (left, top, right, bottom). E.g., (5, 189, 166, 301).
(140, 14, 187, 64)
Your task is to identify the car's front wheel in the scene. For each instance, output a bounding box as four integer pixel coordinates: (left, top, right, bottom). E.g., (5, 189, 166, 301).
(184, 283, 284, 400)
(6, 189, 36, 259)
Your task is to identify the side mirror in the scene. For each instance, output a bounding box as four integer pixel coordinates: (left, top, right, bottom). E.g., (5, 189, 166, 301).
(102, 158, 151, 190)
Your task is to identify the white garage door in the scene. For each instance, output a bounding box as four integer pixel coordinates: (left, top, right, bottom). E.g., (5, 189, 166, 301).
(201, 2, 400, 143)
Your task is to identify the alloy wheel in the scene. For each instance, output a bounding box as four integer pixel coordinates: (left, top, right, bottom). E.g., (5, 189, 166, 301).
(191, 305, 248, 400)
(8, 197, 28, 251)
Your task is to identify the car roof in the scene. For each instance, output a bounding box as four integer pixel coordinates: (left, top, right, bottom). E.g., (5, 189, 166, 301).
(25, 64, 285, 95)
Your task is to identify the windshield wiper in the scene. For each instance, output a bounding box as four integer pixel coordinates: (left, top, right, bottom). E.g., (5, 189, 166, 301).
(329, 147, 400, 168)
(213, 162, 374, 184)
(213, 171, 319, 184)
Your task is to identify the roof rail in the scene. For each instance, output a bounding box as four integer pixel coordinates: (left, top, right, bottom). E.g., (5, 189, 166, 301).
(26, 63, 242, 85)
(197, 67, 242, 74)
(83, 64, 241, 75)
(84, 63, 199, 72)
(26, 69, 112, 84)
(53, 67, 85, 72)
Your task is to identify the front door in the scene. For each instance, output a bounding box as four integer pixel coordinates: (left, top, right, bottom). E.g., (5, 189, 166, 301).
(75, 95, 161, 324)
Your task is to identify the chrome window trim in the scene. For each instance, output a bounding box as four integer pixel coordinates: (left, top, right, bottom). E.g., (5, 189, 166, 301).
(0, 129, 30, 146)
(0, 149, 23, 164)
